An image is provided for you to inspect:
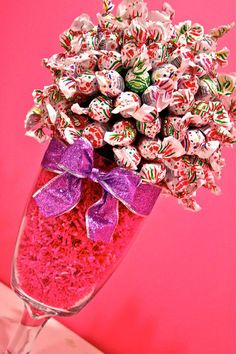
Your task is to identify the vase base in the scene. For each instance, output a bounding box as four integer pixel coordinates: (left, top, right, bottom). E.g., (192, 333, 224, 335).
(0, 282, 103, 354)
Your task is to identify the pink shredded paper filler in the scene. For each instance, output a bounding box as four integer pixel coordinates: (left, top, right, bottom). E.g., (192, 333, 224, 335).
(16, 169, 142, 310)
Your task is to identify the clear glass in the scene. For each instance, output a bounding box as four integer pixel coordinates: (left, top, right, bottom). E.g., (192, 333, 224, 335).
(5, 157, 144, 353)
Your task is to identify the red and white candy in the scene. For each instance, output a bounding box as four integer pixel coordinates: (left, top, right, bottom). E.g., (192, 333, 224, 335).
(97, 51, 123, 72)
(140, 163, 166, 184)
(75, 52, 98, 74)
(112, 92, 141, 118)
(88, 96, 113, 123)
(76, 73, 99, 95)
(138, 136, 186, 160)
(136, 118, 161, 139)
(169, 89, 195, 115)
(95, 70, 125, 97)
(82, 122, 106, 148)
(104, 120, 136, 146)
(113, 145, 141, 170)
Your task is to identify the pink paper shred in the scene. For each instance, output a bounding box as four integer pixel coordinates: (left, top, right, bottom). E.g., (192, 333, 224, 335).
(15, 169, 142, 310)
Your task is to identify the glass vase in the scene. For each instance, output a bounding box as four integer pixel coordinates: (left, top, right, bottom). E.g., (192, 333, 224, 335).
(5, 149, 157, 353)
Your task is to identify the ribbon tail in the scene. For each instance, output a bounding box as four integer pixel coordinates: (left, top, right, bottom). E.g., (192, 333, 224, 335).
(86, 190, 118, 243)
(33, 172, 82, 217)
(99, 167, 161, 216)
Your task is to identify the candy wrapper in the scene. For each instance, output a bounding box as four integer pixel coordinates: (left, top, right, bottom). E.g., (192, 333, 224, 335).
(138, 136, 186, 160)
(97, 50, 123, 72)
(140, 163, 166, 184)
(113, 145, 141, 170)
(95, 70, 125, 97)
(72, 95, 113, 123)
(104, 120, 137, 146)
(25, 0, 236, 212)
(82, 122, 106, 148)
(112, 91, 141, 118)
(125, 52, 151, 93)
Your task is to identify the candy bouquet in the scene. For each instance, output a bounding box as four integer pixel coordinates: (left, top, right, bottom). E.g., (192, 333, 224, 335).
(5, 0, 236, 353)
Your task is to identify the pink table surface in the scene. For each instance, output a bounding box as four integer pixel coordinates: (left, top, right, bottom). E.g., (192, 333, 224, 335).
(0, 0, 236, 353)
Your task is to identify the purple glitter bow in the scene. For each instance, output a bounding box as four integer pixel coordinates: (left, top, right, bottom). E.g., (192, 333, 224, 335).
(34, 138, 161, 242)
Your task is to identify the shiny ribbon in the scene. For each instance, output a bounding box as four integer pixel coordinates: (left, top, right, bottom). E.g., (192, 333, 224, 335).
(34, 138, 161, 242)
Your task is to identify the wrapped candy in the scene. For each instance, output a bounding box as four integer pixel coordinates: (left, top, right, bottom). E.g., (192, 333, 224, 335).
(142, 85, 173, 112)
(43, 53, 76, 77)
(162, 116, 188, 141)
(123, 17, 148, 46)
(178, 74, 199, 94)
(138, 136, 186, 160)
(116, 0, 148, 21)
(193, 53, 216, 77)
(71, 95, 113, 123)
(193, 34, 217, 53)
(191, 100, 212, 118)
(125, 54, 151, 94)
(169, 89, 195, 115)
(147, 43, 168, 69)
(76, 31, 100, 53)
(121, 43, 142, 69)
(132, 105, 158, 123)
(182, 129, 220, 158)
(151, 64, 178, 89)
(97, 51, 123, 72)
(217, 73, 236, 96)
(162, 112, 211, 141)
(195, 76, 218, 100)
(175, 21, 204, 48)
(82, 122, 106, 148)
(59, 14, 95, 52)
(112, 91, 141, 118)
(75, 52, 98, 73)
(88, 96, 113, 123)
(25, 0, 236, 213)
(113, 145, 141, 170)
(209, 22, 235, 40)
(140, 163, 166, 184)
(95, 70, 125, 97)
(98, 30, 121, 51)
(57, 76, 78, 99)
(136, 118, 161, 139)
(76, 73, 99, 95)
(104, 120, 137, 146)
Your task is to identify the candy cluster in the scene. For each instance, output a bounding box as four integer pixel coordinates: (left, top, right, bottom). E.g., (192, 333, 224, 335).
(25, 0, 236, 211)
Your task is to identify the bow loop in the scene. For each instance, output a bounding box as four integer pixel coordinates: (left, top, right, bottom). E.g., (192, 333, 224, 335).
(59, 138, 94, 178)
(98, 167, 141, 208)
(34, 138, 161, 242)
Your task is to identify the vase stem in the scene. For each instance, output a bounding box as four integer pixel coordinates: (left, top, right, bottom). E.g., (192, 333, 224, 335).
(5, 304, 50, 354)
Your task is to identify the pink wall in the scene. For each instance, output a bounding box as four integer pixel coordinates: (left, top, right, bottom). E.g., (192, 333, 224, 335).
(1, 0, 236, 352)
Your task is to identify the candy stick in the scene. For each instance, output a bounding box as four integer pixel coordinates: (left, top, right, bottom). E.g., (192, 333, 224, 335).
(103, 0, 115, 13)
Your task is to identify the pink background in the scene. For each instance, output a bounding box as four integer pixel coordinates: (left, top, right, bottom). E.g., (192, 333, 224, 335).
(1, 0, 236, 353)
